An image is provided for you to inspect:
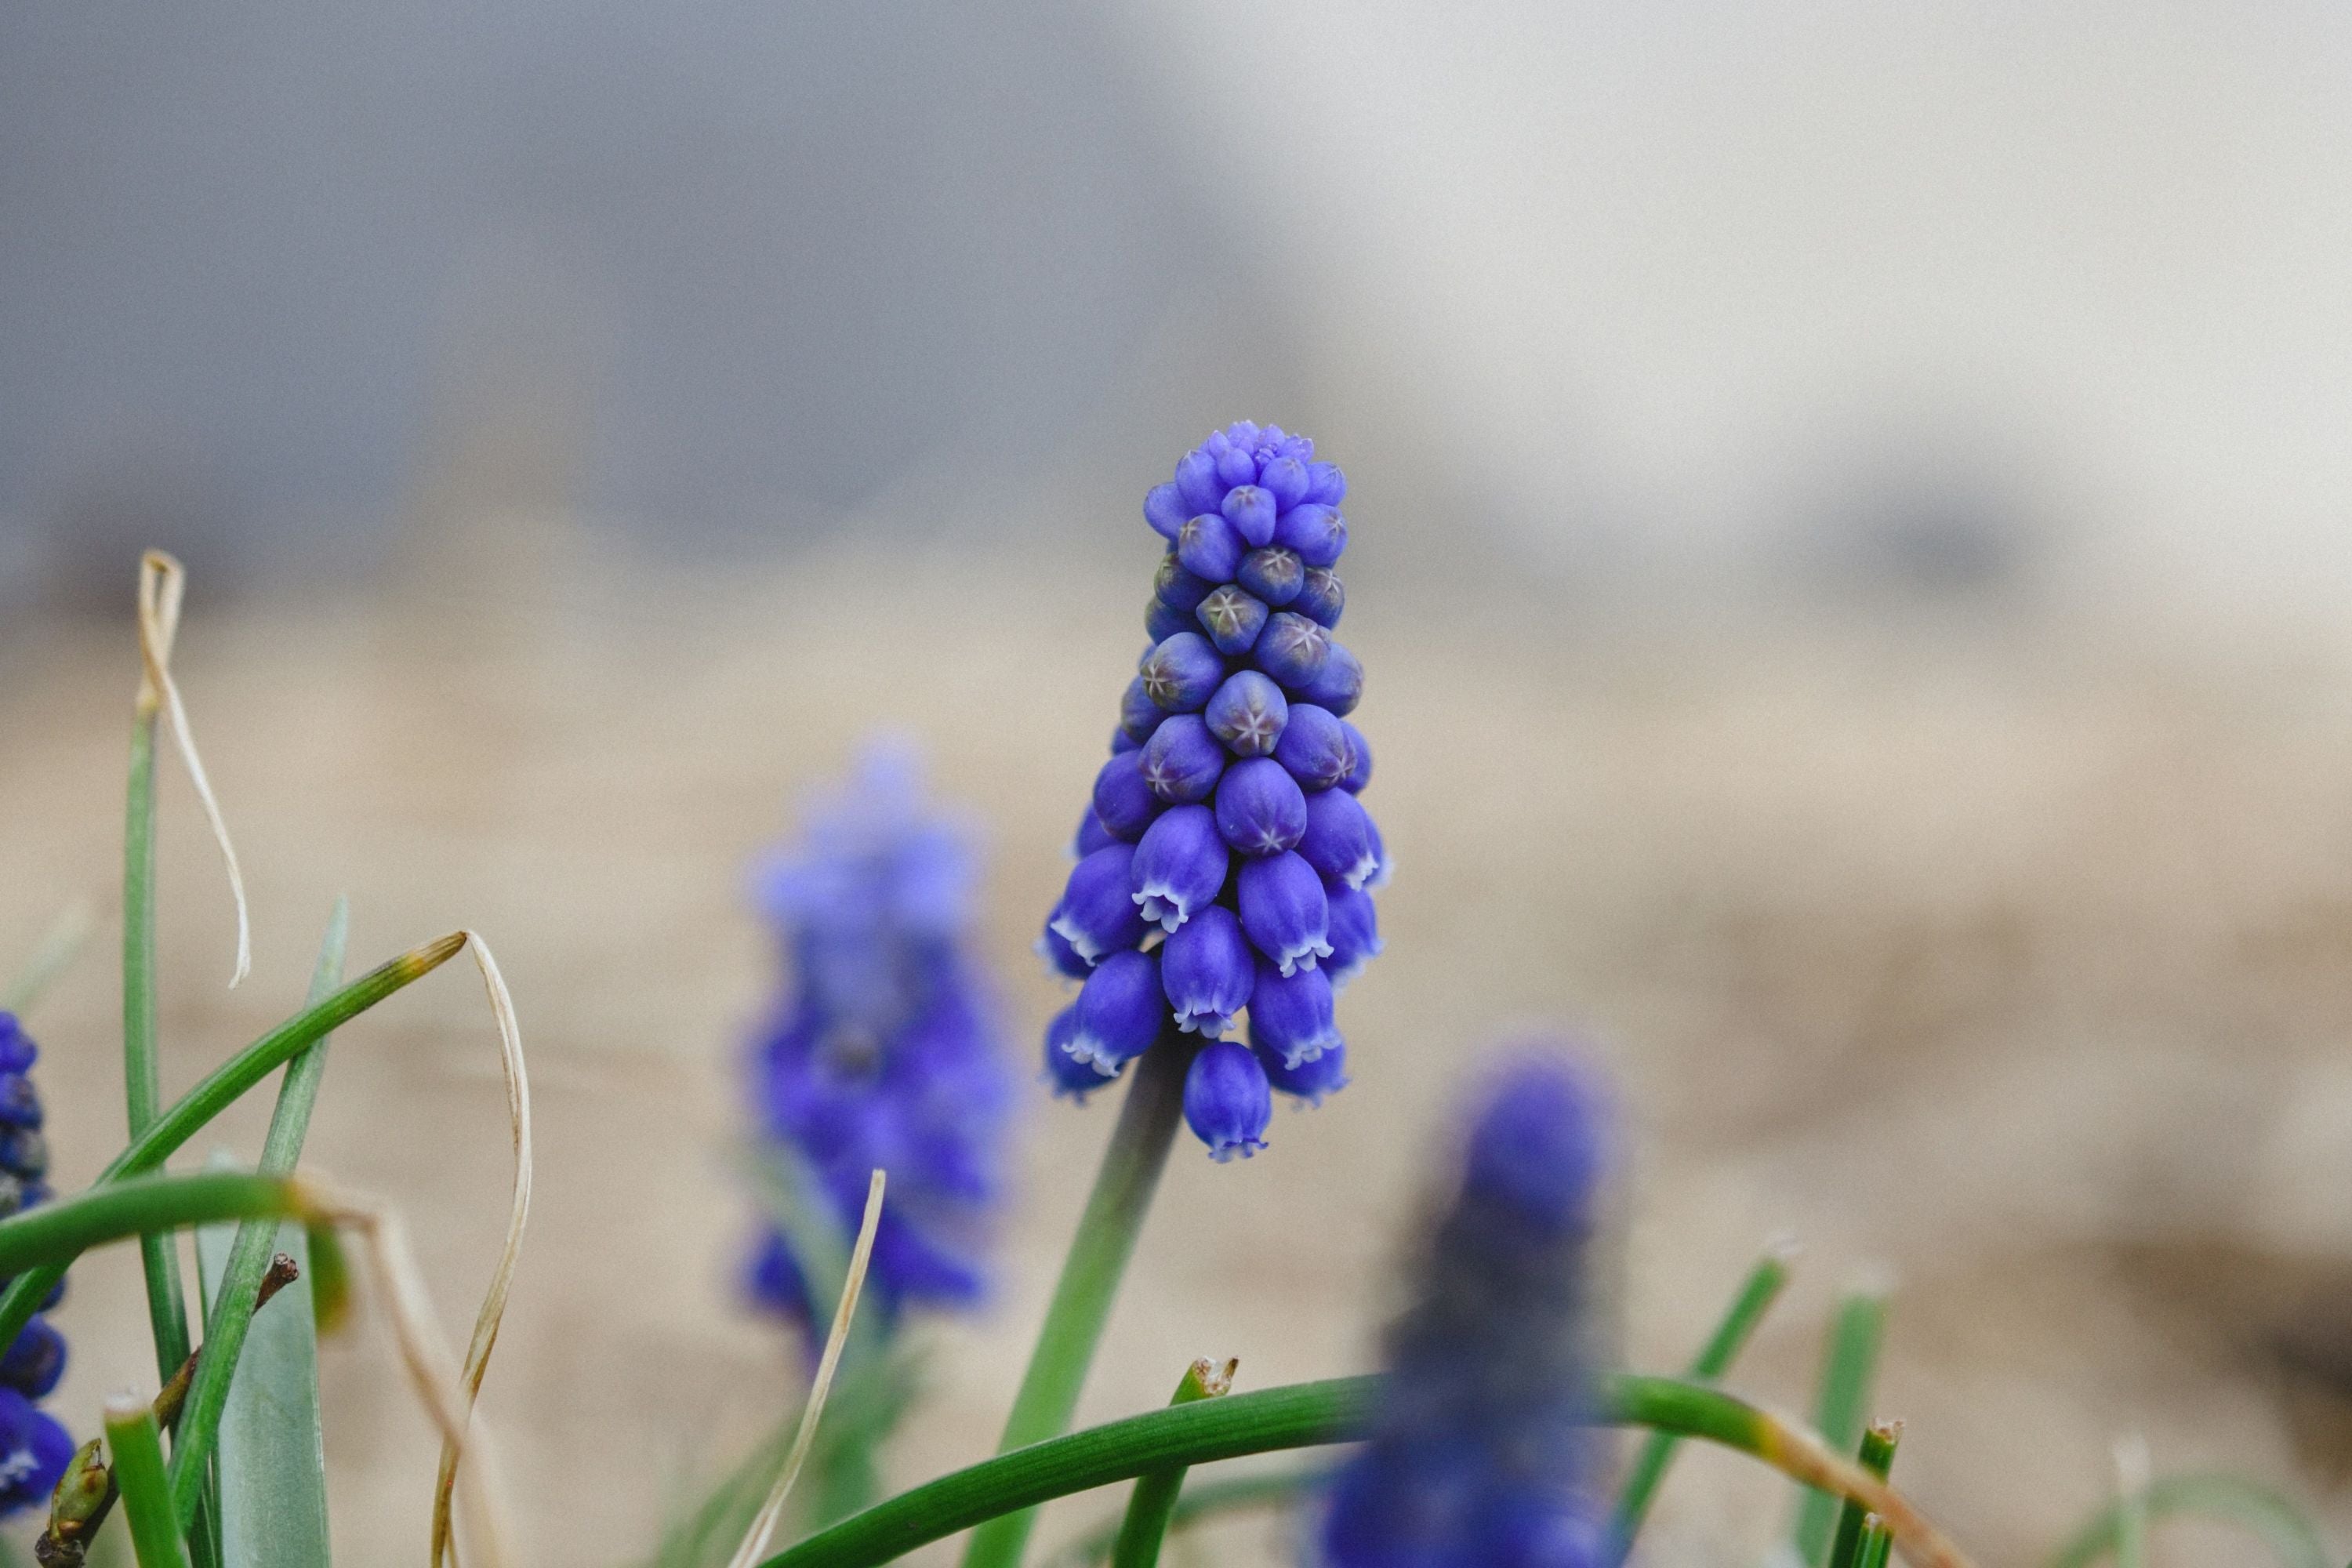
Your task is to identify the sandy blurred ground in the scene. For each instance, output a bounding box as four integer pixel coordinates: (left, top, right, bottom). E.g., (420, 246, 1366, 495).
(8, 523, 2352, 1565)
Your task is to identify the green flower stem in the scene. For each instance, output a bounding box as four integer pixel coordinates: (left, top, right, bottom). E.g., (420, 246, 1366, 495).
(1606, 1240, 1795, 1560)
(1828, 1420, 1903, 1568)
(960, 1040, 1190, 1568)
(1109, 1359, 1233, 1568)
(103, 1399, 190, 1568)
(1791, 1283, 1889, 1566)
(0, 932, 465, 1354)
(1043, 1468, 1319, 1568)
(165, 900, 350, 1529)
(2042, 1475, 2330, 1568)
(124, 711, 197, 1395)
(0, 1173, 308, 1278)
(764, 1373, 1973, 1568)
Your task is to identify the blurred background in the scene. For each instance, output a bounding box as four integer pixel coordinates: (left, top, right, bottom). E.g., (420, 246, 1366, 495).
(6, 2, 2352, 1563)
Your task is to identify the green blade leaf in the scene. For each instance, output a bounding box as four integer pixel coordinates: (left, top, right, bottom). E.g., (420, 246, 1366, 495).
(104, 1397, 191, 1568)
(1789, 1282, 1890, 1566)
(196, 1214, 330, 1568)
(0, 1172, 306, 1277)
(124, 709, 197, 1399)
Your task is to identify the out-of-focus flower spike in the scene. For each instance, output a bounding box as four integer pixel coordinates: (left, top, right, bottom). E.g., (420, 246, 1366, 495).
(1068, 950, 1164, 1076)
(1160, 905, 1253, 1038)
(1051, 844, 1146, 964)
(1131, 805, 1229, 934)
(1183, 1040, 1272, 1162)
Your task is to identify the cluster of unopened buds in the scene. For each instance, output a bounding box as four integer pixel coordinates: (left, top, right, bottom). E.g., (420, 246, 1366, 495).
(1042, 423, 1387, 1160)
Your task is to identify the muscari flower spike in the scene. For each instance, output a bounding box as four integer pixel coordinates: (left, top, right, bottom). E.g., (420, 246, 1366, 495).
(0, 1014, 72, 1515)
(1320, 1049, 1613, 1568)
(746, 746, 1014, 1334)
(1045, 422, 1385, 1160)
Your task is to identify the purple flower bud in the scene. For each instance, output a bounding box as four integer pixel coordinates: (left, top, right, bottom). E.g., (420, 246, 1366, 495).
(1272, 702, 1353, 791)
(1221, 485, 1279, 547)
(1145, 596, 1190, 643)
(1154, 552, 1214, 612)
(1073, 806, 1118, 858)
(1140, 713, 1228, 804)
(0, 1319, 64, 1399)
(1139, 632, 1225, 712)
(1259, 455, 1312, 510)
(1044, 1006, 1116, 1102)
(1184, 1040, 1272, 1162)
(1131, 804, 1229, 933)
(1305, 460, 1346, 506)
(1236, 546, 1305, 607)
(1247, 957, 1339, 1065)
(1254, 612, 1331, 691)
(1300, 786, 1380, 891)
(1144, 482, 1190, 540)
(1161, 904, 1254, 1037)
(1119, 676, 1162, 744)
(1261, 1038, 1348, 1105)
(1068, 949, 1164, 1076)
(1293, 565, 1344, 628)
(1274, 503, 1347, 568)
(1322, 884, 1382, 989)
(1238, 851, 1334, 977)
(1038, 916, 1091, 981)
(1051, 844, 1145, 963)
(1338, 719, 1372, 790)
(1205, 670, 1288, 757)
(1298, 641, 1363, 716)
(1175, 449, 1223, 512)
(1214, 440, 1258, 489)
(1214, 757, 1308, 857)
(1091, 750, 1158, 839)
(1195, 584, 1269, 655)
(1177, 512, 1245, 583)
(1110, 725, 1141, 755)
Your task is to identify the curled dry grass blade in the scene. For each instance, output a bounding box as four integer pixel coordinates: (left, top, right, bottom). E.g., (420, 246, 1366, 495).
(425, 933, 535, 1568)
(134, 551, 249, 989)
(727, 1170, 889, 1568)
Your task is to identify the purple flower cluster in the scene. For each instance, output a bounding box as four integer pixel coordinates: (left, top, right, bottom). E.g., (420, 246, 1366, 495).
(1320, 1051, 1613, 1568)
(0, 1015, 71, 1515)
(746, 747, 1013, 1332)
(1042, 422, 1385, 1160)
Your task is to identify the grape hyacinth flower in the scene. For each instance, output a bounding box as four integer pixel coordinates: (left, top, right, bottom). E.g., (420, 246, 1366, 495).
(1048, 422, 1386, 1158)
(746, 746, 1014, 1333)
(1320, 1050, 1613, 1568)
(0, 1014, 71, 1515)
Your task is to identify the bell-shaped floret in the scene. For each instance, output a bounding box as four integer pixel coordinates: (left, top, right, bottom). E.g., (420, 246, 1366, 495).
(1260, 1038, 1349, 1105)
(1299, 788, 1381, 891)
(1195, 585, 1269, 655)
(1237, 852, 1334, 977)
(1178, 512, 1246, 583)
(1140, 713, 1227, 804)
(0, 1319, 64, 1399)
(1067, 949, 1164, 1077)
(1254, 612, 1331, 691)
(1205, 670, 1288, 757)
(1247, 957, 1339, 1066)
(1140, 632, 1225, 712)
(1274, 503, 1347, 567)
(1043, 1006, 1116, 1102)
(1322, 884, 1383, 989)
(1214, 757, 1308, 857)
(1091, 750, 1158, 840)
(1038, 916, 1091, 982)
(1050, 844, 1145, 964)
(1174, 449, 1224, 512)
(1130, 804, 1229, 934)
(1160, 904, 1253, 1037)
(1272, 703, 1353, 791)
(1221, 484, 1278, 547)
(1184, 1040, 1272, 1161)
